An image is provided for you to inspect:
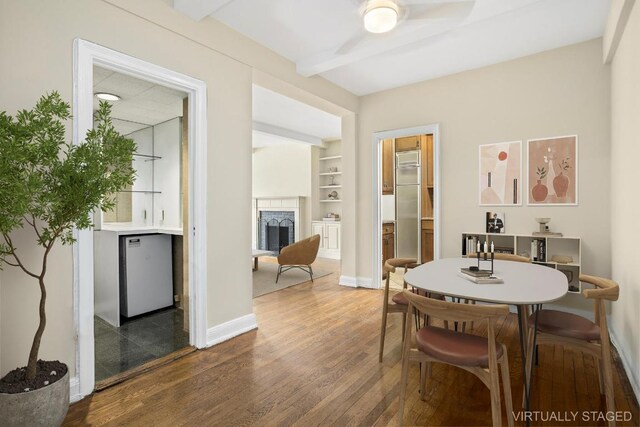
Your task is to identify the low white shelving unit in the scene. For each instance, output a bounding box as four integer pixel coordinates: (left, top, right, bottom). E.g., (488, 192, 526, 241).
(461, 232, 582, 293)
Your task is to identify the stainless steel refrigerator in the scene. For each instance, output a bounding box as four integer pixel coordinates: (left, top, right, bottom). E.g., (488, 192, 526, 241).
(395, 150, 421, 260)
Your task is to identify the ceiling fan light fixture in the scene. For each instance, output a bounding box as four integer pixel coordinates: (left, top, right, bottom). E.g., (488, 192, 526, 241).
(95, 92, 121, 102)
(363, 0, 399, 34)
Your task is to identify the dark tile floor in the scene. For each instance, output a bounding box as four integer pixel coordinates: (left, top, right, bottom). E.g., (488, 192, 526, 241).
(94, 308, 190, 382)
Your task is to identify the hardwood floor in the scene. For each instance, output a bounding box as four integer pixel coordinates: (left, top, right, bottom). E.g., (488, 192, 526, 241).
(65, 259, 639, 426)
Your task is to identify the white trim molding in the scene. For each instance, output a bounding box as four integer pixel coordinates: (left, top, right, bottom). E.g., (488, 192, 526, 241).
(339, 275, 375, 289)
(69, 376, 81, 403)
(73, 38, 208, 400)
(206, 314, 258, 347)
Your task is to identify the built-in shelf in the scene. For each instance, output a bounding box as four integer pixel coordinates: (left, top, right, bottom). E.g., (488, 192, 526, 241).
(320, 199, 341, 202)
(319, 172, 342, 176)
(119, 190, 162, 194)
(320, 185, 342, 189)
(133, 153, 162, 161)
(319, 155, 342, 161)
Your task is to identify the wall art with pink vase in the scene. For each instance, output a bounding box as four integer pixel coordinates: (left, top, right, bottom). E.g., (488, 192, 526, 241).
(479, 141, 522, 206)
(527, 135, 578, 205)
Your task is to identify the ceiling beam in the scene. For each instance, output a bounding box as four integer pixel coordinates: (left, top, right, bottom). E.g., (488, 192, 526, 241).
(172, 0, 235, 21)
(296, 22, 459, 77)
(252, 121, 323, 146)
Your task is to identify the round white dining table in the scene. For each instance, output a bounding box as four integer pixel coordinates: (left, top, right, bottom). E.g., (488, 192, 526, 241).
(403, 257, 568, 305)
(403, 257, 569, 425)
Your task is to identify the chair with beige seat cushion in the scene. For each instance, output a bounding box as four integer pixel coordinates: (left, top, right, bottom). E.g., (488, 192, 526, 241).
(275, 234, 321, 283)
(525, 274, 619, 427)
(378, 258, 416, 363)
(398, 290, 514, 427)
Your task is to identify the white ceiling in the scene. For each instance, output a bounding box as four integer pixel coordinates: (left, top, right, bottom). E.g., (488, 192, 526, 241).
(174, 0, 611, 96)
(93, 66, 186, 135)
(252, 84, 341, 148)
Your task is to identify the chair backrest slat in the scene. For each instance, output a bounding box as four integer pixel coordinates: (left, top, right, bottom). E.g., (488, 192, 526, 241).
(402, 290, 509, 323)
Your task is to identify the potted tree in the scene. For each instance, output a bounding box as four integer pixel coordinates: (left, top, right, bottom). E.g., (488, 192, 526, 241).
(0, 92, 135, 426)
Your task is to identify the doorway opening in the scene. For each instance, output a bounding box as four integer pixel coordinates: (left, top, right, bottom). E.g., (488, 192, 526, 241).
(92, 66, 191, 386)
(250, 83, 343, 298)
(73, 39, 208, 399)
(372, 125, 441, 289)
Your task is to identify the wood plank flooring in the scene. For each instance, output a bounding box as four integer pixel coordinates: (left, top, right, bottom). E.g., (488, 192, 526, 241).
(64, 259, 639, 426)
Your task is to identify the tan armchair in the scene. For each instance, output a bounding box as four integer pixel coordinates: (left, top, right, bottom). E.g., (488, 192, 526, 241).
(276, 234, 321, 283)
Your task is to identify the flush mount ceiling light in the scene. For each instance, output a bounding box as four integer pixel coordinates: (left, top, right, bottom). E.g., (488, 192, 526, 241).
(95, 92, 120, 101)
(363, 0, 399, 34)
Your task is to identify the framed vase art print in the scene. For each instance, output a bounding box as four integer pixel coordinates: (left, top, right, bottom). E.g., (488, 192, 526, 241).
(479, 141, 522, 206)
(527, 135, 578, 205)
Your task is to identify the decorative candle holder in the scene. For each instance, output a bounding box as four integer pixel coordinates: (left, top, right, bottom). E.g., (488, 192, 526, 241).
(476, 250, 495, 275)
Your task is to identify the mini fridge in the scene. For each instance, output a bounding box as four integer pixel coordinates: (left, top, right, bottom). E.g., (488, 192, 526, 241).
(119, 234, 174, 318)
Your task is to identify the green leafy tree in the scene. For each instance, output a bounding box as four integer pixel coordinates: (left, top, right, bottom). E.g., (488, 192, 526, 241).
(0, 92, 136, 380)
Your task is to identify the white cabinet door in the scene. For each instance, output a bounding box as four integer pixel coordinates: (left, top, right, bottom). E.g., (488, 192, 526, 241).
(326, 223, 340, 250)
(312, 222, 325, 249)
(153, 118, 182, 229)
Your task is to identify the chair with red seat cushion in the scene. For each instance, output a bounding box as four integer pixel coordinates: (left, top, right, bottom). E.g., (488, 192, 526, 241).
(398, 290, 514, 427)
(525, 274, 619, 427)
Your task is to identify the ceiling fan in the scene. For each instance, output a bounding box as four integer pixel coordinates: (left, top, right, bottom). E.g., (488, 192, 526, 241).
(338, 0, 476, 53)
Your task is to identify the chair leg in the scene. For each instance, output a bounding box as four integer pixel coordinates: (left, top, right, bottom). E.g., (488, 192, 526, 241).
(522, 328, 535, 407)
(489, 362, 503, 427)
(398, 349, 411, 426)
(308, 265, 314, 283)
(500, 348, 514, 427)
(601, 340, 616, 427)
(379, 304, 389, 363)
(401, 312, 407, 342)
(597, 359, 605, 395)
(420, 361, 427, 401)
(276, 265, 281, 283)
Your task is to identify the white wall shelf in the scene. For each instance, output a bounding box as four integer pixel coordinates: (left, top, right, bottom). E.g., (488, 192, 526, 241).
(319, 171, 342, 176)
(320, 185, 342, 189)
(320, 199, 341, 202)
(319, 155, 342, 161)
(461, 232, 582, 294)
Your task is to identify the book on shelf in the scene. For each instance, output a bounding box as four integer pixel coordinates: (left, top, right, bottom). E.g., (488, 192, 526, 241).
(457, 272, 504, 284)
(459, 268, 492, 278)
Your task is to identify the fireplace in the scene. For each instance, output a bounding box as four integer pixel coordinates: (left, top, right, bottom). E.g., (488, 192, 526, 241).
(258, 211, 295, 254)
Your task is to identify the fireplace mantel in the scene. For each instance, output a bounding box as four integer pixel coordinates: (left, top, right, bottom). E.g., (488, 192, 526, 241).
(251, 197, 305, 249)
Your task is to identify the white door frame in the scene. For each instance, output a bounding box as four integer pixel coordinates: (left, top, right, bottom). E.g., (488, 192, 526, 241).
(72, 39, 208, 399)
(371, 124, 441, 289)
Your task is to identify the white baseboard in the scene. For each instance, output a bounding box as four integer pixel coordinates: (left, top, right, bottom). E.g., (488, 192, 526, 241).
(69, 376, 82, 403)
(339, 275, 377, 289)
(610, 330, 640, 404)
(206, 313, 258, 347)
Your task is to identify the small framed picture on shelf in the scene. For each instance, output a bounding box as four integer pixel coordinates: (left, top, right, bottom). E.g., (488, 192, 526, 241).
(485, 212, 505, 234)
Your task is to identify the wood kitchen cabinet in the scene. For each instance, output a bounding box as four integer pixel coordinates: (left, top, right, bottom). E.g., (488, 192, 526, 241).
(421, 219, 434, 264)
(395, 136, 421, 152)
(382, 223, 395, 266)
(382, 138, 394, 195)
(420, 134, 435, 219)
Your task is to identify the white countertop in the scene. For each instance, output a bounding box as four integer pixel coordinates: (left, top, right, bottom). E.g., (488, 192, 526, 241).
(99, 223, 183, 236)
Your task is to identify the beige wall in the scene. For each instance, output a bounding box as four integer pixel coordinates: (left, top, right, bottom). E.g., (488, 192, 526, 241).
(358, 39, 611, 309)
(0, 0, 357, 377)
(610, 2, 640, 398)
(252, 144, 313, 238)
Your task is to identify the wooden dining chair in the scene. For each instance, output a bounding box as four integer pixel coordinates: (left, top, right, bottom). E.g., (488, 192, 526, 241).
(398, 290, 514, 427)
(525, 274, 619, 427)
(379, 258, 416, 363)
